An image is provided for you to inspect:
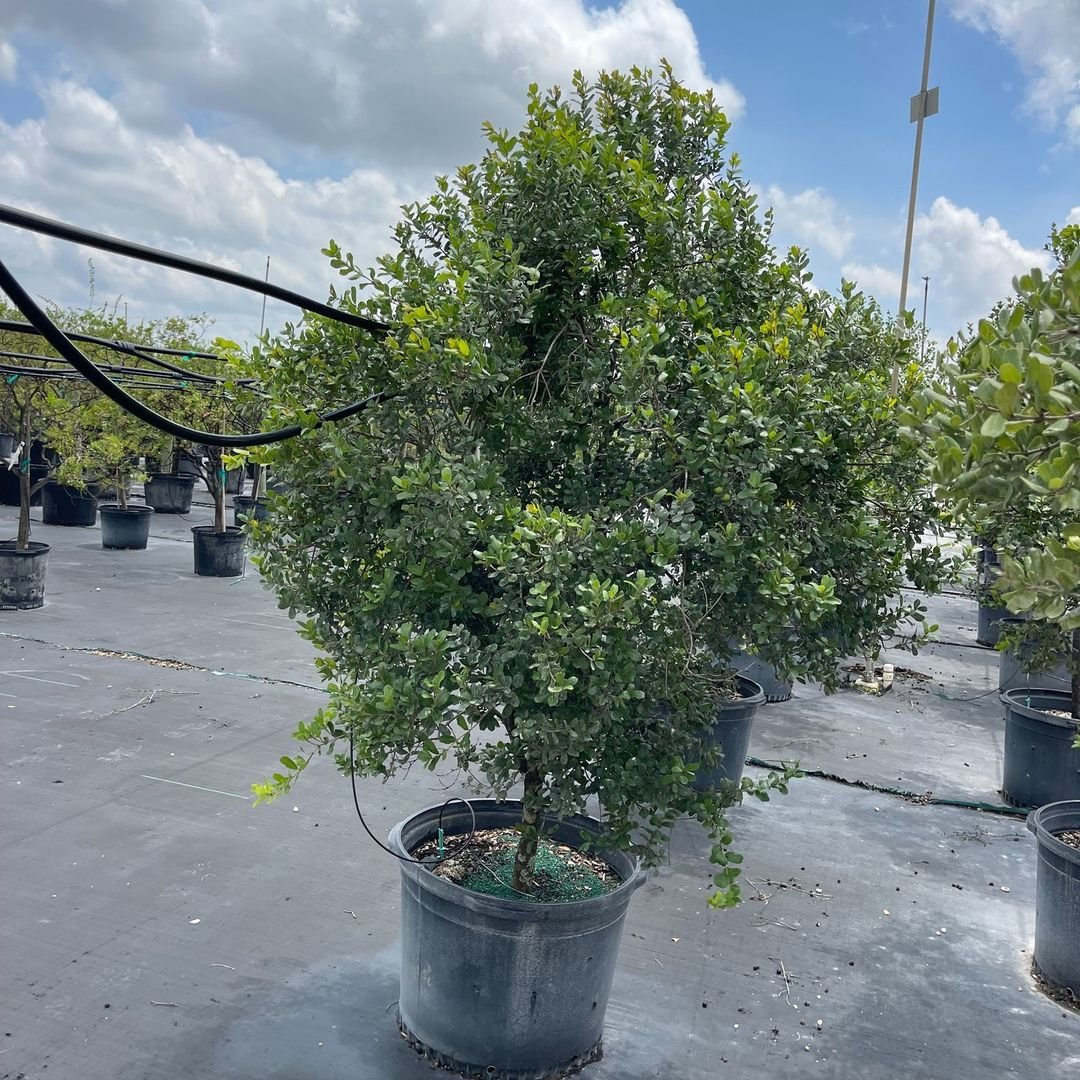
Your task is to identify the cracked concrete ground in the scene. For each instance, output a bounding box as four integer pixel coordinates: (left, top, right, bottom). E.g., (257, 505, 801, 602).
(2, 499, 1077, 1079)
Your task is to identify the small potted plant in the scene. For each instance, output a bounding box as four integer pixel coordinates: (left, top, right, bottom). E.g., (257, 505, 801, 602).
(185, 374, 248, 577)
(245, 67, 949, 1076)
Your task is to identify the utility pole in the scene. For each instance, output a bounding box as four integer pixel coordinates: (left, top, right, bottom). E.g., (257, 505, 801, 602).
(893, 0, 939, 393)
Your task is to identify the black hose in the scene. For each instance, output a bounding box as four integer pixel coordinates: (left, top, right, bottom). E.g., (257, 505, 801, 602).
(0, 255, 390, 447)
(0, 203, 390, 335)
(0, 318, 221, 361)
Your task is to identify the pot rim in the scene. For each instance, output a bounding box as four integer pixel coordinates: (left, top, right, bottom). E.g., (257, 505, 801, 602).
(146, 473, 197, 486)
(725, 674, 765, 708)
(388, 797, 645, 918)
(1026, 799, 1080, 864)
(0, 540, 51, 556)
(1001, 687, 1079, 731)
(99, 503, 155, 516)
(190, 525, 245, 540)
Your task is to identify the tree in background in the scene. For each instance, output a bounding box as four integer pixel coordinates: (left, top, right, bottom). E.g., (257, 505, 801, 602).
(912, 225, 1080, 725)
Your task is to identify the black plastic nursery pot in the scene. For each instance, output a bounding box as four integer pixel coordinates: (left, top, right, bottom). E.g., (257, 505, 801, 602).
(387, 799, 645, 1080)
(730, 650, 793, 702)
(978, 601, 1012, 648)
(1001, 688, 1080, 808)
(693, 675, 766, 791)
(41, 483, 98, 527)
(99, 505, 154, 550)
(233, 495, 270, 526)
(144, 473, 196, 514)
(191, 525, 246, 577)
(1026, 800, 1080, 996)
(998, 619, 1070, 693)
(0, 541, 49, 610)
(0, 463, 49, 507)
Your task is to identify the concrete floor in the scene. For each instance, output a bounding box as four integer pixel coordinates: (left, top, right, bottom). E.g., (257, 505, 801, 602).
(1, 501, 1077, 1079)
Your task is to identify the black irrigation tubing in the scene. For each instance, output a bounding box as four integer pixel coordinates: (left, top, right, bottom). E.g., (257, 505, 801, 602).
(1, 323, 254, 386)
(0, 260, 390, 448)
(744, 756, 1030, 818)
(0, 351, 219, 384)
(0, 318, 221, 361)
(0, 359, 192, 384)
(0, 204, 390, 335)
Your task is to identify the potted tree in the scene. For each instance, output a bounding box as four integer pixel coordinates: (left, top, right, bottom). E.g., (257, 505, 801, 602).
(48, 395, 157, 550)
(913, 225, 1079, 993)
(190, 439, 246, 576)
(0, 376, 56, 608)
(245, 67, 946, 1075)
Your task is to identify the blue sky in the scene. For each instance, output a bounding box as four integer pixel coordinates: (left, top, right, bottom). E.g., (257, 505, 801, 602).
(0, 1, 1077, 344)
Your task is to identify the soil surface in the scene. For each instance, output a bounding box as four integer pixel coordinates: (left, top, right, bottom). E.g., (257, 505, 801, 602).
(412, 826, 620, 903)
(1056, 829, 1080, 852)
(1041, 708, 1079, 723)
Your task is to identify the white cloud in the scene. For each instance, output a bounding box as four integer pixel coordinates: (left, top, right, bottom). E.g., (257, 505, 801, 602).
(0, 40, 16, 83)
(0, 1, 742, 344)
(839, 197, 1052, 336)
(1068, 206, 1080, 225)
(0, 82, 411, 341)
(840, 261, 901, 301)
(758, 185, 854, 259)
(4, 0, 740, 173)
(949, 0, 1080, 143)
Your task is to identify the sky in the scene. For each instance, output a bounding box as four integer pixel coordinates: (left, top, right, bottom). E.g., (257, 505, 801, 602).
(0, 0, 1077, 348)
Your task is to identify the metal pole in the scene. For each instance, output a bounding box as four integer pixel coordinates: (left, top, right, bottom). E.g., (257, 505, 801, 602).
(258, 255, 270, 338)
(920, 276, 930, 366)
(894, 0, 938, 393)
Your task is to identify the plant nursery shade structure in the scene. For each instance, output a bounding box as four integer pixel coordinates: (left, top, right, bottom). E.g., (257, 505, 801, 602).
(0, 201, 391, 447)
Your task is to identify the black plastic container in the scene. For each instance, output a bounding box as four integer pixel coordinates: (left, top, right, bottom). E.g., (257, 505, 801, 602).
(1027, 800, 1080, 995)
(388, 800, 644, 1079)
(99, 505, 154, 550)
(998, 619, 1070, 693)
(1001, 688, 1080, 807)
(41, 483, 98, 527)
(0, 463, 49, 507)
(977, 601, 1011, 647)
(730, 650, 793, 702)
(144, 474, 196, 514)
(233, 495, 270, 526)
(976, 549, 1010, 647)
(0, 540, 50, 609)
(693, 675, 766, 791)
(191, 526, 246, 577)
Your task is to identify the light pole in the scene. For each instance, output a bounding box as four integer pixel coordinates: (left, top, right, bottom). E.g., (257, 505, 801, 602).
(893, 0, 939, 393)
(920, 275, 930, 366)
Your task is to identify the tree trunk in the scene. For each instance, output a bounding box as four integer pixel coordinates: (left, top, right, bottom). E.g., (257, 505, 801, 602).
(117, 468, 128, 511)
(1071, 627, 1079, 722)
(511, 762, 544, 894)
(16, 407, 31, 550)
(159, 438, 174, 475)
(215, 480, 226, 534)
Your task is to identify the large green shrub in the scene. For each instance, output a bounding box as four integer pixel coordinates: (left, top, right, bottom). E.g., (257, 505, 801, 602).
(911, 225, 1080, 722)
(246, 66, 946, 902)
